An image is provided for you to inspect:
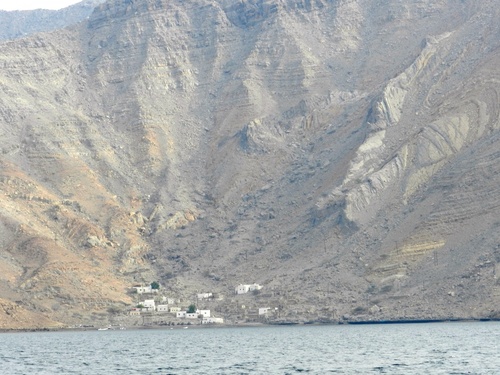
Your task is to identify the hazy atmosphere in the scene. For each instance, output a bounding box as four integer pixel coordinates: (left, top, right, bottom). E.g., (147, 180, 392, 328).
(0, 0, 79, 11)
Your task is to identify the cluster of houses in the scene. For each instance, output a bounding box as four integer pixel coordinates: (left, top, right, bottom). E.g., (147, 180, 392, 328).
(130, 286, 224, 324)
(128, 282, 267, 325)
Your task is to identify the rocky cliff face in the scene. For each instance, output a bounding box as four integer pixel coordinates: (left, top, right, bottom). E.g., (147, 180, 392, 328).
(0, 0, 499, 329)
(0, 0, 105, 41)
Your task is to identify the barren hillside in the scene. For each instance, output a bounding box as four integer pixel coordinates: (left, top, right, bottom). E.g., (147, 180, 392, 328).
(0, 0, 499, 329)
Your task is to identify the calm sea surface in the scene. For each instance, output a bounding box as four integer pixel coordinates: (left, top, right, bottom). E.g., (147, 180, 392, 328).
(1, 322, 498, 374)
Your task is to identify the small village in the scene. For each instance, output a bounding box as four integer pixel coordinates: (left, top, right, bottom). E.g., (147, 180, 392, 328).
(126, 282, 278, 327)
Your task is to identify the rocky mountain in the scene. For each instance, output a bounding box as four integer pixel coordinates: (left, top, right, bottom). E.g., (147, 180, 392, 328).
(0, 0, 499, 329)
(0, 0, 105, 41)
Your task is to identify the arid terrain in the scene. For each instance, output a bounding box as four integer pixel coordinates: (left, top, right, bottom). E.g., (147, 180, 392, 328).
(0, 0, 499, 329)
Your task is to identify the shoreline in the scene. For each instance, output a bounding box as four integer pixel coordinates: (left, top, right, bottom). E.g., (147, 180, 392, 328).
(1, 317, 499, 333)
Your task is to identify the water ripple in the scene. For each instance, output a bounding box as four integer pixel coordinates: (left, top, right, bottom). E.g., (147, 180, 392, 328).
(0, 322, 499, 374)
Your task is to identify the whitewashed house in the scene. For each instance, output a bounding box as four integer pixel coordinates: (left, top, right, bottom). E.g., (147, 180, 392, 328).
(259, 307, 271, 316)
(235, 284, 249, 294)
(134, 286, 158, 294)
(143, 299, 156, 309)
(157, 305, 169, 312)
(197, 292, 213, 300)
(176, 309, 210, 319)
(197, 310, 211, 318)
(235, 283, 263, 294)
(202, 317, 224, 324)
(170, 307, 181, 313)
(129, 309, 141, 316)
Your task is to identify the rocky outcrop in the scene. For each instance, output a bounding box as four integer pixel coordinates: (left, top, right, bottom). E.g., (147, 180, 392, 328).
(320, 32, 454, 226)
(239, 119, 285, 154)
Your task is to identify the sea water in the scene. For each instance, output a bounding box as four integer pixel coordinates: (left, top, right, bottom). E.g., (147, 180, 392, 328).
(1, 322, 498, 374)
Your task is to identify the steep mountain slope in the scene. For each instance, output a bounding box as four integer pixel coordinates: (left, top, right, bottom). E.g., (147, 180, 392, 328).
(0, 0, 105, 41)
(0, 0, 499, 328)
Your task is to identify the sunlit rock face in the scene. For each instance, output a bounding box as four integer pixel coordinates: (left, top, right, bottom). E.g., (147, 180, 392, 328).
(0, 0, 500, 328)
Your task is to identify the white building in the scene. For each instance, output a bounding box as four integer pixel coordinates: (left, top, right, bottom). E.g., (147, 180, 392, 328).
(202, 317, 224, 324)
(142, 299, 156, 309)
(197, 310, 211, 318)
(170, 307, 181, 313)
(259, 307, 271, 316)
(134, 286, 158, 294)
(235, 284, 249, 294)
(134, 286, 151, 294)
(157, 305, 169, 312)
(235, 283, 263, 294)
(176, 309, 210, 319)
(197, 292, 213, 300)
